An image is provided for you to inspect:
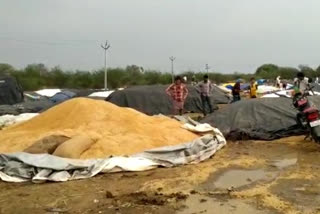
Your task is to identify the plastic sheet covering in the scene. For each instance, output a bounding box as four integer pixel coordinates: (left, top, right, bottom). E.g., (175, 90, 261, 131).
(0, 76, 24, 105)
(35, 89, 61, 97)
(0, 132, 227, 183)
(257, 85, 279, 94)
(107, 85, 231, 115)
(0, 105, 18, 116)
(201, 97, 309, 140)
(50, 91, 76, 103)
(0, 113, 39, 128)
(88, 91, 114, 98)
(13, 100, 54, 114)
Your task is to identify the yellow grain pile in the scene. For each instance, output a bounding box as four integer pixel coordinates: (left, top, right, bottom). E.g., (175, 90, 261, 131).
(0, 98, 198, 159)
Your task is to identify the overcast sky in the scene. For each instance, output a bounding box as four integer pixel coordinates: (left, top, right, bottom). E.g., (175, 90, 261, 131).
(0, 0, 320, 73)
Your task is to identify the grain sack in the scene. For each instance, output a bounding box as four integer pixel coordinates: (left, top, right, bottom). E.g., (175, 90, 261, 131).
(0, 98, 199, 159)
(53, 135, 95, 159)
(24, 135, 70, 154)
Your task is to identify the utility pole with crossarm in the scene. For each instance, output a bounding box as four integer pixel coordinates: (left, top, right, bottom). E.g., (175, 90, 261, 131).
(101, 41, 111, 90)
(169, 56, 176, 83)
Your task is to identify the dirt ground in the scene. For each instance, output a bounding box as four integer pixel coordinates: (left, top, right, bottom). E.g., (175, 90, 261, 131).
(1, 136, 320, 214)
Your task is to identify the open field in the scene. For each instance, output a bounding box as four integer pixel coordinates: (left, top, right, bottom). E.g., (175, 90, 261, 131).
(1, 136, 319, 214)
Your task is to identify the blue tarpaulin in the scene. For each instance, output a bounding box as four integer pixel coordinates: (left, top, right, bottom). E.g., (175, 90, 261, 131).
(257, 79, 266, 85)
(226, 83, 250, 90)
(50, 91, 76, 103)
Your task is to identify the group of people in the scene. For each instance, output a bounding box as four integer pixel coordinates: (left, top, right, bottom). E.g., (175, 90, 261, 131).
(166, 75, 259, 116)
(165, 71, 314, 116)
(231, 78, 258, 103)
(166, 75, 213, 116)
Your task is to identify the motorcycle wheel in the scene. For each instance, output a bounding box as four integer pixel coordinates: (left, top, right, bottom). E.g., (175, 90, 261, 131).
(296, 113, 307, 129)
(311, 126, 320, 143)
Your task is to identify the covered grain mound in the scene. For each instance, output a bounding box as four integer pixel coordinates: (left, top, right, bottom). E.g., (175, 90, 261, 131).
(106, 85, 231, 115)
(0, 76, 24, 105)
(200, 97, 320, 140)
(0, 98, 198, 159)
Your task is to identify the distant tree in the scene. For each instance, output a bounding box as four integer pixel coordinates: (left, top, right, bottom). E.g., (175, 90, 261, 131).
(69, 71, 93, 88)
(143, 71, 162, 85)
(298, 64, 313, 71)
(278, 67, 299, 79)
(1, 62, 317, 91)
(256, 64, 278, 74)
(107, 68, 126, 89)
(298, 64, 316, 78)
(0, 63, 15, 75)
(255, 64, 299, 80)
(25, 63, 48, 76)
(49, 66, 68, 88)
(316, 65, 320, 76)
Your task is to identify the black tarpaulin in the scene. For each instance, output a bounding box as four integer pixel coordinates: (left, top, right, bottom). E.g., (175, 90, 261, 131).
(0, 100, 55, 116)
(0, 76, 24, 105)
(106, 85, 231, 115)
(200, 97, 320, 140)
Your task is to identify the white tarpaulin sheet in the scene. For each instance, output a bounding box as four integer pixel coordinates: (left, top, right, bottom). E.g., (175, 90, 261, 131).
(261, 90, 291, 98)
(35, 89, 61, 97)
(0, 113, 39, 128)
(257, 85, 279, 94)
(262, 90, 320, 98)
(88, 91, 114, 98)
(0, 126, 227, 183)
(0, 135, 226, 183)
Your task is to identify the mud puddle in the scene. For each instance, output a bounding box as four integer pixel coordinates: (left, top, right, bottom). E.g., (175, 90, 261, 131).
(200, 152, 299, 192)
(177, 195, 272, 214)
(270, 179, 320, 213)
(268, 153, 297, 169)
(269, 158, 297, 169)
(200, 169, 278, 191)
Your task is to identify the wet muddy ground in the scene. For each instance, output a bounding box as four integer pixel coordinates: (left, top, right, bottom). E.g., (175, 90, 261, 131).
(0, 136, 320, 214)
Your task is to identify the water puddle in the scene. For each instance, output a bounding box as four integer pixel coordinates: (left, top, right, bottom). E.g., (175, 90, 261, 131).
(268, 153, 298, 169)
(270, 178, 320, 213)
(269, 158, 297, 169)
(201, 169, 277, 190)
(177, 195, 272, 214)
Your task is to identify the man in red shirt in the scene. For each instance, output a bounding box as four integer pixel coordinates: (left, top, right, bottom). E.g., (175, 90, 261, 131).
(166, 76, 189, 115)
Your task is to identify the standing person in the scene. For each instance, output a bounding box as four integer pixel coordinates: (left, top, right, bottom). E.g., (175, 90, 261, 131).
(282, 81, 287, 90)
(183, 76, 188, 84)
(276, 76, 281, 88)
(191, 75, 197, 86)
(166, 76, 189, 115)
(294, 72, 309, 94)
(196, 74, 213, 116)
(232, 80, 241, 103)
(249, 77, 258, 98)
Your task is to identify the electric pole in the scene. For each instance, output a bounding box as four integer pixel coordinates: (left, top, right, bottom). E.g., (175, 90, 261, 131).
(101, 41, 111, 91)
(205, 64, 210, 74)
(169, 56, 176, 83)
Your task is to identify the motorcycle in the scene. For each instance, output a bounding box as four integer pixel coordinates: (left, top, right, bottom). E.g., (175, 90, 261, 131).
(293, 87, 320, 143)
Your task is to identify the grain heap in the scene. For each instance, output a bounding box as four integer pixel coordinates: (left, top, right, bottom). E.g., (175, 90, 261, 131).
(0, 98, 198, 159)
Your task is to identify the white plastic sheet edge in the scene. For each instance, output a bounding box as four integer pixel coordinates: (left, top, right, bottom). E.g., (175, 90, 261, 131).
(0, 129, 226, 183)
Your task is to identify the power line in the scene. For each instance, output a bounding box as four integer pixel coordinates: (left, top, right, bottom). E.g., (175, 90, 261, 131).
(0, 36, 99, 46)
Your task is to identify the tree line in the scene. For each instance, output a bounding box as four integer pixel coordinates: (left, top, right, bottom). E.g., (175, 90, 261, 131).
(0, 63, 320, 91)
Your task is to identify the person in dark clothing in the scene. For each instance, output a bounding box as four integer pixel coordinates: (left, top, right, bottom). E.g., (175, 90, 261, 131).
(232, 80, 241, 103)
(191, 75, 197, 86)
(196, 74, 213, 116)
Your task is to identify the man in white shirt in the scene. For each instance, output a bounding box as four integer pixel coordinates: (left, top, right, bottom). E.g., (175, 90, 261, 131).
(294, 72, 309, 94)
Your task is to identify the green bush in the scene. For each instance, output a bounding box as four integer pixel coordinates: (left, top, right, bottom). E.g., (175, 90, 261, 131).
(2, 63, 320, 91)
